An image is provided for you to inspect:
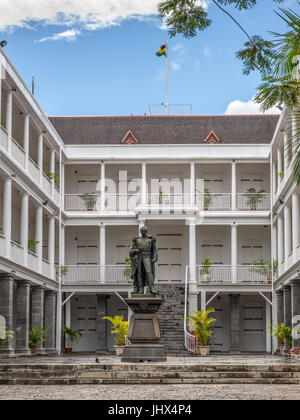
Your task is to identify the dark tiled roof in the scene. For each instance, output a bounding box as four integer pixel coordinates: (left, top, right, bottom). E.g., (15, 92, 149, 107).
(49, 115, 280, 145)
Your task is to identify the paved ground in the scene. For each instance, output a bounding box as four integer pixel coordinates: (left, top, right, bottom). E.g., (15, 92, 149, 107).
(1, 354, 300, 400)
(0, 354, 299, 365)
(0, 384, 300, 400)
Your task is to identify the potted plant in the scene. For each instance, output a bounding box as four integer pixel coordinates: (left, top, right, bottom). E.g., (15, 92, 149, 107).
(200, 257, 212, 283)
(46, 172, 59, 185)
(203, 188, 212, 210)
(294, 328, 300, 355)
(102, 315, 129, 356)
(28, 237, 39, 251)
(80, 192, 97, 211)
(29, 326, 47, 354)
(0, 328, 14, 348)
(158, 190, 169, 205)
(60, 265, 69, 277)
(61, 326, 82, 355)
(245, 187, 266, 210)
(250, 258, 278, 284)
(269, 323, 292, 355)
(124, 256, 132, 278)
(187, 309, 216, 356)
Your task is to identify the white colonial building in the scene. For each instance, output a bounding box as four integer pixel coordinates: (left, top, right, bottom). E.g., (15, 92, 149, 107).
(0, 46, 298, 356)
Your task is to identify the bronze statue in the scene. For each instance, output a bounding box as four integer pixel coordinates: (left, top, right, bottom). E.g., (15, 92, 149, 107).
(129, 227, 158, 295)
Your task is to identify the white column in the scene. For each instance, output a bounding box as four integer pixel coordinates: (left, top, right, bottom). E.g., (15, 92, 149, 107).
(272, 223, 278, 261)
(61, 224, 65, 266)
(292, 194, 300, 260)
(141, 162, 147, 205)
(190, 163, 195, 206)
(99, 225, 106, 284)
(200, 291, 206, 311)
(100, 163, 105, 211)
(3, 177, 12, 258)
(283, 132, 289, 178)
(231, 161, 236, 211)
(6, 91, 12, 154)
(231, 224, 238, 283)
(266, 300, 272, 353)
(292, 113, 298, 157)
(48, 216, 55, 278)
(50, 149, 55, 198)
(272, 162, 277, 194)
(23, 114, 30, 171)
(38, 133, 43, 185)
(284, 206, 292, 265)
(278, 214, 284, 272)
(20, 193, 29, 266)
(65, 298, 71, 328)
(35, 205, 43, 273)
(277, 148, 282, 186)
(188, 219, 198, 314)
(0, 67, 2, 127)
(61, 163, 65, 211)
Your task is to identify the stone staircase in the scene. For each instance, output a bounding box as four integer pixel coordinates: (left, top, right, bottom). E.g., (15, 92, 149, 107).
(1, 363, 300, 385)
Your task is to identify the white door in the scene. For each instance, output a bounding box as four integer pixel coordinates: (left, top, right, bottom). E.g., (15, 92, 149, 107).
(71, 295, 97, 352)
(157, 234, 182, 282)
(240, 174, 263, 192)
(201, 240, 224, 265)
(116, 241, 131, 265)
(77, 178, 98, 194)
(204, 174, 224, 193)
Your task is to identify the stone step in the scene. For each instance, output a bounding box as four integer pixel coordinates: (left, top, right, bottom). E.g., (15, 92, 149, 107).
(1, 370, 300, 380)
(1, 364, 300, 373)
(1, 377, 300, 385)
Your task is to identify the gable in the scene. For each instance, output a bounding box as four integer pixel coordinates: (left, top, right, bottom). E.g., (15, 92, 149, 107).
(204, 130, 221, 144)
(121, 129, 139, 144)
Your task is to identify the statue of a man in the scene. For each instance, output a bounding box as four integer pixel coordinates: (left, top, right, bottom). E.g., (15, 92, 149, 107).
(136, 226, 158, 295)
(129, 237, 142, 294)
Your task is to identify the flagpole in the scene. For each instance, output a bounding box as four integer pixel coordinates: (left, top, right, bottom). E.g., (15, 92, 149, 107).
(166, 38, 169, 116)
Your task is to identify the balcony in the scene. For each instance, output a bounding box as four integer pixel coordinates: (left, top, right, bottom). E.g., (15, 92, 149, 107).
(64, 192, 271, 213)
(60, 265, 132, 286)
(196, 265, 272, 285)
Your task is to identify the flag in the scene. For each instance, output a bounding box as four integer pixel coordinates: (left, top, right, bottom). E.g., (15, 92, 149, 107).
(156, 43, 167, 57)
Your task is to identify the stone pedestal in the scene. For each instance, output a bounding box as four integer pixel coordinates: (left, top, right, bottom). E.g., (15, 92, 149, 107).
(121, 296, 166, 362)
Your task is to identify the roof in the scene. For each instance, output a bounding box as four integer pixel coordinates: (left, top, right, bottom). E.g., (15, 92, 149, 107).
(48, 115, 280, 145)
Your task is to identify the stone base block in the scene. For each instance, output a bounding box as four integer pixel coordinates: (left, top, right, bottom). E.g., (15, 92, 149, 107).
(15, 349, 31, 355)
(121, 344, 167, 363)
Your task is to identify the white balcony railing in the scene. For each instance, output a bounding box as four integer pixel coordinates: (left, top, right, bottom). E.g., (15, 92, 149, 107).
(11, 137, 25, 168)
(28, 157, 39, 179)
(197, 265, 271, 285)
(236, 193, 271, 211)
(11, 240, 24, 265)
(0, 125, 8, 150)
(60, 265, 133, 285)
(196, 193, 231, 210)
(64, 193, 271, 212)
(42, 172, 52, 196)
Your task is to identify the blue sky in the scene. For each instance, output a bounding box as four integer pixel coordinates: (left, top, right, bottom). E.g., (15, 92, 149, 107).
(0, 0, 298, 116)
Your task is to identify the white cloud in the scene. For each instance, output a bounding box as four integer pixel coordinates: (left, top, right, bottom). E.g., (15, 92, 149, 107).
(0, 0, 160, 32)
(171, 60, 181, 71)
(172, 43, 184, 52)
(38, 29, 81, 43)
(204, 45, 210, 57)
(224, 97, 281, 115)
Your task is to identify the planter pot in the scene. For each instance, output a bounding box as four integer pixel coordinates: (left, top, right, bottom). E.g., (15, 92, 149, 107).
(65, 348, 72, 355)
(114, 345, 125, 356)
(30, 346, 36, 354)
(267, 277, 272, 284)
(251, 207, 257, 211)
(294, 347, 300, 355)
(196, 345, 210, 357)
(201, 274, 211, 283)
(204, 207, 208, 211)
